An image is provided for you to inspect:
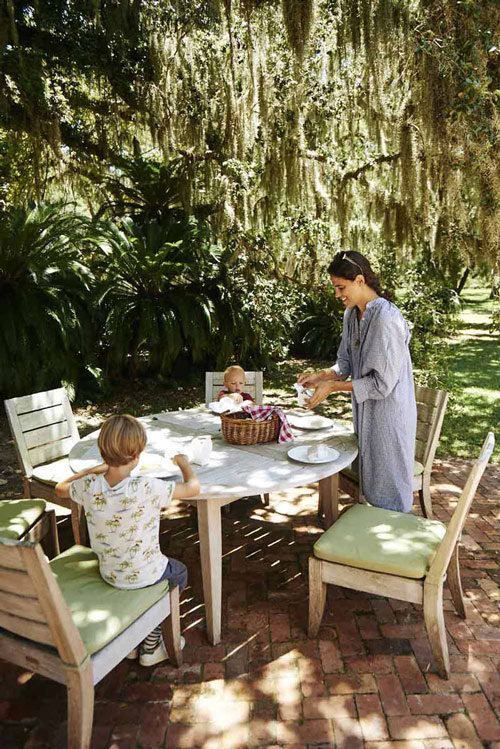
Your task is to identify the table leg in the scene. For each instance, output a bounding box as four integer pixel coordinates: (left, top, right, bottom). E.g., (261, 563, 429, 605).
(197, 499, 223, 645)
(319, 473, 339, 527)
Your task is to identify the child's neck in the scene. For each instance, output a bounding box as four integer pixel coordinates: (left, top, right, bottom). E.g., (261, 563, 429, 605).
(105, 462, 135, 487)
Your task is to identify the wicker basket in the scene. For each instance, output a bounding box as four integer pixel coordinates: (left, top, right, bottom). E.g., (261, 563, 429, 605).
(220, 411, 280, 445)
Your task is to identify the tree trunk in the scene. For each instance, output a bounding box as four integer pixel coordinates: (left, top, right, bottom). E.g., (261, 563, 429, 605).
(455, 268, 470, 296)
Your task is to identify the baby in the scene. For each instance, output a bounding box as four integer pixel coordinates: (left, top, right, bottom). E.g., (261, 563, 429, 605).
(217, 365, 254, 404)
(56, 414, 200, 667)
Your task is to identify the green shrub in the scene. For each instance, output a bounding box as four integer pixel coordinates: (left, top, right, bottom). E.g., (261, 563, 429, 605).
(210, 252, 305, 368)
(397, 267, 461, 387)
(88, 217, 219, 378)
(0, 204, 93, 397)
(293, 283, 344, 359)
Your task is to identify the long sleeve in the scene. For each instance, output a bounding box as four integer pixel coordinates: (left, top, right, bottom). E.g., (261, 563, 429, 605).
(331, 310, 351, 378)
(352, 310, 408, 403)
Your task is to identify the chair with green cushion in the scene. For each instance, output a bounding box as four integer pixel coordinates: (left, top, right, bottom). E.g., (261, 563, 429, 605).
(0, 541, 182, 749)
(309, 433, 494, 679)
(339, 384, 448, 518)
(0, 498, 59, 558)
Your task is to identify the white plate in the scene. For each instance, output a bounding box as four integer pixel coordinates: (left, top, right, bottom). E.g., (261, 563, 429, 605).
(131, 456, 177, 478)
(287, 445, 340, 464)
(287, 414, 335, 431)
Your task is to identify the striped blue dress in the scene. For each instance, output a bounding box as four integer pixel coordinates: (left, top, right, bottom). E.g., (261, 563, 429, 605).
(332, 298, 417, 513)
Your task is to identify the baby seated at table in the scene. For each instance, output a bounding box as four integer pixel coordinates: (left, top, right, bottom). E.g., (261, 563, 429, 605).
(56, 414, 200, 667)
(217, 365, 254, 404)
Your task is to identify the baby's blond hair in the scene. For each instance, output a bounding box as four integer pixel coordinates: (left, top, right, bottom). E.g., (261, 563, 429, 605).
(98, 414, 147, 467)
(223, 365, 246, 384)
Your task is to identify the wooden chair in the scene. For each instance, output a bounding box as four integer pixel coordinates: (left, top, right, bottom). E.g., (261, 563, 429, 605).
(0, 539, 182, 749)
(339, 385, 448, 518)
(309, 432, 494, 678)
(0, 498, 59, 558)
(205, 371, 264, 406)
(4, 387, 80, 510)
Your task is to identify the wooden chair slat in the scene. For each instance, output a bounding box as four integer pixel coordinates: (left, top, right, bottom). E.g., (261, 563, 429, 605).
(28, 436, 75, 469)
(416, 420, 434, 444)
(415, 437, 427, 463)
(8, 388, 66, 415)
(24, 421, 72, 450)
(414, 386, 444, 407)
(415, 402, 438, 426)
(18, 405, 66, 432)
(0, 590, 46, 622)
(0, 610, 54, 646)
(0, 546, 26, 571)
(0, 568, 37, 596)
(0, 636, 66, 684)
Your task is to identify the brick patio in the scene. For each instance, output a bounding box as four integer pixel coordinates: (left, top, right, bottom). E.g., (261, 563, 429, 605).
(1, 458, 499, 748)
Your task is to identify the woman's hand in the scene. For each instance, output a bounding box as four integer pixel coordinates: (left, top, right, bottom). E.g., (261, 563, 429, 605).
(305, 381, 335, 409)
(297, 370, 324, 388)
(298, 368, 338, 388)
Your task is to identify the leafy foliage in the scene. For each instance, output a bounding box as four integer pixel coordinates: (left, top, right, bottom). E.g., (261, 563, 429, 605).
(89, 217, 219, 378)
(491, 305, 500, 334)
(0, 204, 93, 397)
(397, 266, 461, 387)
(293, 284, 344, 359)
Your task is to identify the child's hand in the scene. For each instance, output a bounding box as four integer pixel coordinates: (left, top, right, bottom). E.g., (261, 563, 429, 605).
(173, 453, 190, 466)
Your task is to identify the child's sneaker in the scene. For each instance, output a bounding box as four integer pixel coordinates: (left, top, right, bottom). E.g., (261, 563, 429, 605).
(126, 647, 139, 660)
(139, 635, 185, 667)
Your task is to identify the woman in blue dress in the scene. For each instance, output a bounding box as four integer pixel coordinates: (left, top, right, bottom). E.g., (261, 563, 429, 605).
(299, 251, 417, 513)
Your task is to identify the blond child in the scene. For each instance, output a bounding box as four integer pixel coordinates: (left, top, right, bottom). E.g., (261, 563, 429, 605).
(217, 365, 254, 404)
(56, 414, 200, 666)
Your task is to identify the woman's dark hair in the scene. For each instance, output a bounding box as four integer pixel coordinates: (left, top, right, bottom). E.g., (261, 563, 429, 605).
(327, 251, 392, 300)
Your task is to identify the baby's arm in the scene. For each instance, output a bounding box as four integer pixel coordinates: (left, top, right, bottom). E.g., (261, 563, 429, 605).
(172, 454, 200, 500)
(55, 463, 108, 499)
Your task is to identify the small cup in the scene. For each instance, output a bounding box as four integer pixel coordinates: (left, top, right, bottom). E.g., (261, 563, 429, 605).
(294, 383, 313, 408)
(307, 443, 329, 461)
(191, 436, 213, 466)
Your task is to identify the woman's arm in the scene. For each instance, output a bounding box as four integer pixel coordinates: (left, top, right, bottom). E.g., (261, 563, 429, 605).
(55, 463, 108, 499)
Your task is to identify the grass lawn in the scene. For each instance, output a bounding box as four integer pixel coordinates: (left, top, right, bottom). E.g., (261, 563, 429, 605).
(438, 285, 500, 463)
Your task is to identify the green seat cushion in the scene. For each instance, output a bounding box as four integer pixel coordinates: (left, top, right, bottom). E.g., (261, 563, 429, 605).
(50, 546, 169, 655)
(413, 460, 424, 477)
(341, 460, 425, 485)
(313, 504, 446, 579)
(0, 499, 46, 539)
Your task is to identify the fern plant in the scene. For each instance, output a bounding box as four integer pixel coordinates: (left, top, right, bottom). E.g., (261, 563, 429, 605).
(90, 217, 219, 378)
(0, 204, 93, 397)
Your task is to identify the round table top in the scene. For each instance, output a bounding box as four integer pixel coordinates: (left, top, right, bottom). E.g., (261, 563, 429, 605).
(69, 408, 358, 500)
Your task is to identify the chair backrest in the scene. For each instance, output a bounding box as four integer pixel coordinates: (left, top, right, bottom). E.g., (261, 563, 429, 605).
(414, 385, 448, 470)
(205, 371, 263, 406)
(0, 537, 86, 667)
(427, 432, 495, 585)
(4, 387, 79, 476)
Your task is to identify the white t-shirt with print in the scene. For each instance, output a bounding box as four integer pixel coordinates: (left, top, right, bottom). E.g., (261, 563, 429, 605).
(70, 474, 174, 590)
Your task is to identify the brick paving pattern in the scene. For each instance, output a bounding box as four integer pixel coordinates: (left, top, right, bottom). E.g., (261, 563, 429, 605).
(0, 458, 499, 748)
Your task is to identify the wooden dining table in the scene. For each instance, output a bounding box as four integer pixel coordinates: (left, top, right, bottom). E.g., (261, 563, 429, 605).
(69, 408, 358, 645)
